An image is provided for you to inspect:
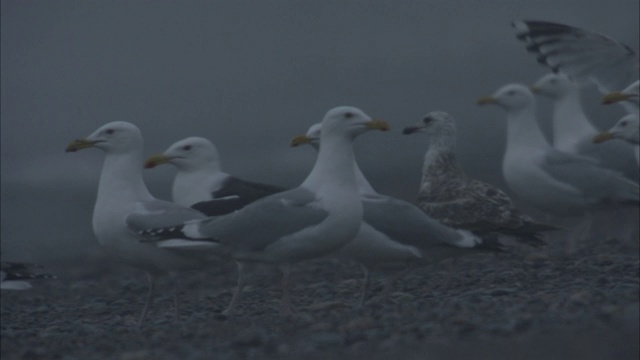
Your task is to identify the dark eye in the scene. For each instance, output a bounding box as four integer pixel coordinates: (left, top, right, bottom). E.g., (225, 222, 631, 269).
(105, 129, 115, 135)
(507, 90, 515, 96)
(182, 145, 192, 151)
(620, 121, 628, 127)
(423, 116, 432, 124)
(344, 112, 354, 119)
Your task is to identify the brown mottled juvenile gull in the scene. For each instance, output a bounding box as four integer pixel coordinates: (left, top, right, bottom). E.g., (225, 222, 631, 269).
(402, 111, 557, 245)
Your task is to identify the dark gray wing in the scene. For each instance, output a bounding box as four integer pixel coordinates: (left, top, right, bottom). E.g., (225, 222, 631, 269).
(512, 20, 639, 94)
(191, 177, 287, 216)
(1, 261, 55, 281)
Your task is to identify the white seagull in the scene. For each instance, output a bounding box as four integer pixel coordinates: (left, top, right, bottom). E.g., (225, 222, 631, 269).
(144, 136, 286, 215)
(402, 111, 558, 245)
(530, 73, 637, 176)
(66, 122, 229, 325)
(140, 107, 390, 315)
(476, 84, 639, 216)
(290, 120, 505, 306)
(594, 113, 640, 165)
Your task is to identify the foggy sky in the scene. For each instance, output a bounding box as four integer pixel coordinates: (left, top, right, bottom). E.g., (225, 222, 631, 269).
(1, 0, 638, 262)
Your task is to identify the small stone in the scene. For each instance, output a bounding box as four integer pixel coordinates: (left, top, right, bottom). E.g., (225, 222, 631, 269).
(232, 326, 268, 348)
(305, 300, 349, 311)
(339, 316, 377, 332)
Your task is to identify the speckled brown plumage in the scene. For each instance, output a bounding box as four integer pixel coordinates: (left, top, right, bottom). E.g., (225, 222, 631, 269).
(404, 111, 558, 246)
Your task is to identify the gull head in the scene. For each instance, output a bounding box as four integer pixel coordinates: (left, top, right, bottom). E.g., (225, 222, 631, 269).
(66, 121, 142, 154)
(145, 137, 221, 170)
(477, 84, 534, 112)
(320, 106, 390, 140)
(530, 73, 576, 99)
(402, 111, 456, 138)
(593, 114, 640, 145)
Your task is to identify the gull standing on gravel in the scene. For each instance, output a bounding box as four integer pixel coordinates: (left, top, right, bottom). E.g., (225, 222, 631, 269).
(66, 122, 229, 325)
(144, 137, 286, 215)
(476, 84, 639, 217)
(140, 107, 390, 315)
(530, 73, 637, 177)
(290, 121, 505, 306)
(402, 111, 558, 245)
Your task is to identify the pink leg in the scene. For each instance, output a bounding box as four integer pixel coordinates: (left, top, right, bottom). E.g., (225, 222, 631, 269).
(138, 272, 157, 327)
(358, 265, 371, 308)
(279, 264, 295, 316)
(223, 262, 246, 316)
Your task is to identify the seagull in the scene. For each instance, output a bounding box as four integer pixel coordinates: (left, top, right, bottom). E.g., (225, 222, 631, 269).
(139, 107, 390, 315)
(594, 113, 640, 165)
(66, 121, 229, 325)
(290, 120, 505, 306)
(1, 260, 55, 290)
(476, 84, 639, 217)
(402, 111, 558, 246)
(144, 137, 286, 215)
(530, 73, 638, 177)
(512, 20, 639, 114)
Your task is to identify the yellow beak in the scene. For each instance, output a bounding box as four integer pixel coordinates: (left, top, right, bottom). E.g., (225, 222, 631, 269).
(290, 135, 315, 147)
(602, 92, 631, 104)
(476, 96, 498, 105)
(365, 119, 391, 131)
(144, 154, 173, 169)
(65, 139, 101, 152)
(592, 132, 613, 144)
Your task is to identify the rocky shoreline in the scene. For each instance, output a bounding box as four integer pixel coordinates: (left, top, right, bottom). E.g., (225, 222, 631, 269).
(2, 237, 638, 360)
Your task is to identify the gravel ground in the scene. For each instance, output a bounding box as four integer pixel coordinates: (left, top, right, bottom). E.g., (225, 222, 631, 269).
(2, 236, 638, 360)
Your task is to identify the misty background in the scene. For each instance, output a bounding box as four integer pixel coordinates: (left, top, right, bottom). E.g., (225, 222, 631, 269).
(1, 0, 638, 264)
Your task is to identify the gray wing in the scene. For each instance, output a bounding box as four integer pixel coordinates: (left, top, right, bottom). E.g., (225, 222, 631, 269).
(573, 135, 639, 179)
(194, 187, 329, 252)
(541, 149, 640, 203)
(512, 20, 639, 94)
(363, 196, 468, 249)
(125, 199, 207, 232)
